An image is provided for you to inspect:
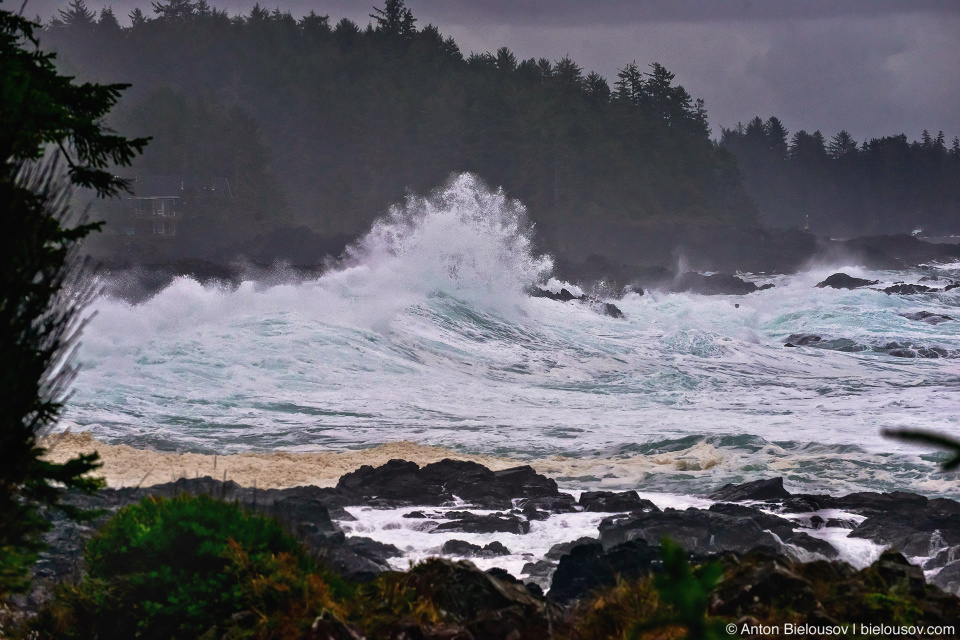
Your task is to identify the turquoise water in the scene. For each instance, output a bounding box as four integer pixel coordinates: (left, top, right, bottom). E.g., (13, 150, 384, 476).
(64, 175, 960, 497)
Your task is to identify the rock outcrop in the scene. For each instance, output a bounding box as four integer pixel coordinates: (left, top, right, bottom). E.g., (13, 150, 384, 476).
(815, 273, 879, 289)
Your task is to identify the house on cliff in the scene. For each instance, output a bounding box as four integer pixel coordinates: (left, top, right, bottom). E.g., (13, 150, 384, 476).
(124, 175, 233, 238)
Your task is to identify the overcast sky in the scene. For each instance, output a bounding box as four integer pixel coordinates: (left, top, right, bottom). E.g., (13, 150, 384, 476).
(28, 0, 960, 142)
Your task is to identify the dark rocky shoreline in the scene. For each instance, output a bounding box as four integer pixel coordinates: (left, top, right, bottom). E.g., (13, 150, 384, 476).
(21, 459, 960, 630)
(92, 232, 960, 304)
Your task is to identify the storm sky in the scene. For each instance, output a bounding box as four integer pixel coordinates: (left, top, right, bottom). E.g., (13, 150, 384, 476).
(28, 0, 960, 142)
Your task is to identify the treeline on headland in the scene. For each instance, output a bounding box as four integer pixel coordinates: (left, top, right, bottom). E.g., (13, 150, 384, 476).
(721, 117, 960, 238)
(41, 0, 960, 271)
(42, 0, 755, 265)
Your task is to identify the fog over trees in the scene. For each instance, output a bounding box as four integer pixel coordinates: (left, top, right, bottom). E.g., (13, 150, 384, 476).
(39, 0, 960, 265)
(721, 117, 960, 238)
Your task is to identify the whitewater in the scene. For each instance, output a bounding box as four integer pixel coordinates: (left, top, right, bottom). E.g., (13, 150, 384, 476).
(62, 174, 960, 499)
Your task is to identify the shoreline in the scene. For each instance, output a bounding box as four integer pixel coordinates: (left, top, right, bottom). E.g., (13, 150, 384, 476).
(42, 431, 957, 499)
(41, 431, 525, 490)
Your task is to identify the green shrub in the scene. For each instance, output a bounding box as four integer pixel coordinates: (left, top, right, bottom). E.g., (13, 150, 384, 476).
(37, 494, 342, 639)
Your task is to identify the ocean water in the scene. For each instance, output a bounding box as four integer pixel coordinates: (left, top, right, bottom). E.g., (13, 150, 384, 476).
(65, 174, 960, 498)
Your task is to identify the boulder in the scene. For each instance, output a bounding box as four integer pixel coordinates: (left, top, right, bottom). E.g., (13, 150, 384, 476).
(602, 302, 624, 318)
(672, 272, 759, 295)
(531, 287, 581, 302)
(408, 559, 561, 639)
(337, 459, 439, 506)
(900, 311, 953, 325)
(783, 333, 821, 347)
(931, 561, 960, 596)
(312, 533, 401, 582)
(847, 496, 960, 556)
(335, 459, 560, 510)
(707, 503, 838, 558)
(815, 273, 879, 289)
(598, 507, 782, 555)
(884, 283, 938, 295)
(441, 539, 511, 558)
(493, 465, 560, 499)
(549, 540, 661, 603)
(520, 559, 557, 591)
(577, 490, 660, 513)
(516, 493, 579, 513)
(545, 536, 600, 560)
(923, 546, 960, 570)
(433, 513, 531, 535)
(708, 477, 791, 502)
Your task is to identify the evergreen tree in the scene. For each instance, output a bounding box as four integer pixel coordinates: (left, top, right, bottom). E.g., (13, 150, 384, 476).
(764, 117, 789, 160)
(0, 5, 146, 596)
(129, 7, 148, 26)
(828, 130, 858, 159)
(97, 7, 121, 33)
(152, 0, 199, 22)
(57, 0, 96, 29)
(370, 0, 415, 37)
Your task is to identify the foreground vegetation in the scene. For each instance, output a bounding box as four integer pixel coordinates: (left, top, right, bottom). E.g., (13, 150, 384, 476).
(0, 0, 144, 598)
(2, 494, 954, 640)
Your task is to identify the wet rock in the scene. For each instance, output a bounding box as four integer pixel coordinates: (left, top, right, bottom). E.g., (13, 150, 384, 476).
(549, 540, 661, 603)
(775, 496, 823, 514)
(598, 507, 782, 555)
(442, 539, 484, 556)
(337, 459, 438, 505)
(441, 539, 512, 558)
(708, 477, 791, 502)
(824, 518, 858, 530)
(314, 533, 401, 582)
(336, 459, 560, 510)
(875, 550, 928, 598)
(485, 567, 521, 584)
(707, 503, 838, 558)
(847, 495, 960, 556)
(404, 510, 428, 518)
(433, 513, 531, 535)
(815, 273, 879, 289)
(877, 342, 952, 358)
(923, 546, 960, 570)
(492, 465, 560, 501)
(516, 493, 579, 513)
(531, 287, 581, 302)
(788, 532, 839, 558)
(900, 311, 953, 325)
(577, 490, 660, 513)
(482, 541, 511, 556)
(931, 561, 960, 596)
(784, 333, 821, 346)
(672, 272, 760, 295)
(407, 559, 561, 639)
(602, 302, 624, 318)
(520, 559, 557, 591)
(521, 503, 550, 521)
(884, 283, 938, 295)
(545, 537, 599, 560)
